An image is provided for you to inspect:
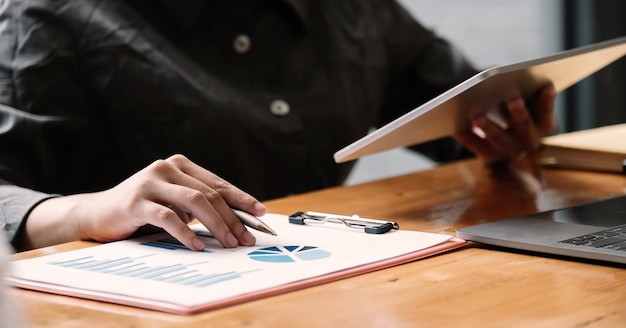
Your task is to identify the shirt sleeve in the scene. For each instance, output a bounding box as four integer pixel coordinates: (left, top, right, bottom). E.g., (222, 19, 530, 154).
(377, 1, 479, 162)
(0, 183, 57, 247)
(402, 37, 478, 162)
(0, 1, 89, 246)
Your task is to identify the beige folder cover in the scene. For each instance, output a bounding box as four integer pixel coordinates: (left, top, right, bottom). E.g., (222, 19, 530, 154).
(334, 36, 626, 163)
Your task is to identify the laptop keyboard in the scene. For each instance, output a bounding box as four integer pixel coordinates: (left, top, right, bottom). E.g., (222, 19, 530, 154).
(559, 225, 626, 251)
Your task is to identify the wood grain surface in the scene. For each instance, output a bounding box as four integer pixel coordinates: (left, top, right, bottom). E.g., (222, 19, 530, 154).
(11, 158, 626, 327)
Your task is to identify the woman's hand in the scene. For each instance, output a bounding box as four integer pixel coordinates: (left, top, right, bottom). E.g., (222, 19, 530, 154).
(455, 83, 557, 165)
(20, 154, 266, 251)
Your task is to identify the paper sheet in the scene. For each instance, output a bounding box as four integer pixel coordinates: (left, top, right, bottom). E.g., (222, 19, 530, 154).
(8, 214, 461, 314)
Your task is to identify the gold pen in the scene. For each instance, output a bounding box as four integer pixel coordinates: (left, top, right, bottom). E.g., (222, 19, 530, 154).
(232, 209, 277, 236)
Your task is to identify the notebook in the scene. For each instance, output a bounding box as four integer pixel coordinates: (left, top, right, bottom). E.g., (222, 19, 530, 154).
(540, 123, 626, 173)
(334, 36, 626, 163)
(7, 213, 465, 314)
(456, 195, 626, 264)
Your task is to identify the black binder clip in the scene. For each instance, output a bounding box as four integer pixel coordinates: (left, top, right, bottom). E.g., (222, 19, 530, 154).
(288, 211, 399, 234)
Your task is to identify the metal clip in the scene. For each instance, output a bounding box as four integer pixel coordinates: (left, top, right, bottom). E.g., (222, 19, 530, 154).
(288, 211, 399, 234)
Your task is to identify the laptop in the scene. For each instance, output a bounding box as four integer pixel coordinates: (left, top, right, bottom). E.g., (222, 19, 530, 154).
(333, 36, 626, 163)
(456, 195, 626, 264)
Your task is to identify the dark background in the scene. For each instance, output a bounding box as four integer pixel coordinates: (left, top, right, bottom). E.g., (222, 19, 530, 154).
(563, 0, 626, 131)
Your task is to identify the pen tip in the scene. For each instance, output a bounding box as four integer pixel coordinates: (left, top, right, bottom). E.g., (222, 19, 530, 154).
(257, 223, 277, 236)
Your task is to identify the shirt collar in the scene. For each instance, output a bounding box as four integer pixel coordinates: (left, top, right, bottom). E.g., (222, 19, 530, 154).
(155, 0, 310, 31)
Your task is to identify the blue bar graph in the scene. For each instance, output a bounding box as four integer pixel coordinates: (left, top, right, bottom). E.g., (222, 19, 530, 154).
(48, 254, 260, 288)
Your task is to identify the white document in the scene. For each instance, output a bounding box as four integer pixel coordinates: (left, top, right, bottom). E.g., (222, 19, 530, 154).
(8, 213, 464, 314)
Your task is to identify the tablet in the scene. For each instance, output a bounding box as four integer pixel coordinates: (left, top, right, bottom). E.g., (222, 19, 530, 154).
(333, 36, 626, 163)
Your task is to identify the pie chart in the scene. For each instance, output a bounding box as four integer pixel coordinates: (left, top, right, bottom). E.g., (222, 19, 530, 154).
(248, 246, 331, 263)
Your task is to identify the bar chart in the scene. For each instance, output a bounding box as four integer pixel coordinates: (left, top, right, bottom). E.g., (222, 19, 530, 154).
(47, 254, 260, 288)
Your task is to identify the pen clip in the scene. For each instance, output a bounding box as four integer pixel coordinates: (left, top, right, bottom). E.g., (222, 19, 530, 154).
(288, 211, 399, 234)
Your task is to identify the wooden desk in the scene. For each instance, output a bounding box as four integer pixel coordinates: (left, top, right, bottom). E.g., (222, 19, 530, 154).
(11, 158, 626, 327)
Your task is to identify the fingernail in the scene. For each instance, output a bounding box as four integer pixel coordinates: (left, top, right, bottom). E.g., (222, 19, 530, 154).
(226, 232, 238, 247)
(253, 202, 267, 215)
(192, 237, 206, 251)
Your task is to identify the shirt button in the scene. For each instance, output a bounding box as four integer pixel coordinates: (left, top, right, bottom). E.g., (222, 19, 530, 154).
(233, 34, 251, 54)
(270, 99, 290, 116)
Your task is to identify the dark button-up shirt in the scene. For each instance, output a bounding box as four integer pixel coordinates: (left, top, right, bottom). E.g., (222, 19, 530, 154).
(0, 0, 475, 243)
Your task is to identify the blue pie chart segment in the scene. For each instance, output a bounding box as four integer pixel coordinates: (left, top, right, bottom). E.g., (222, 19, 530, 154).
(248, 246, 331, 263)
